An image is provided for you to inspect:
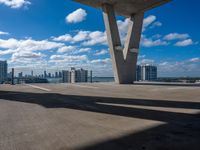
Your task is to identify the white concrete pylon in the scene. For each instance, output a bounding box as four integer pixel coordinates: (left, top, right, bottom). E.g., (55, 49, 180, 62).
(102, 4, 144, 84)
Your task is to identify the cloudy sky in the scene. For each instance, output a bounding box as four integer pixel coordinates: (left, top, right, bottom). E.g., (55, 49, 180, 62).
(0, 0, 199, 77)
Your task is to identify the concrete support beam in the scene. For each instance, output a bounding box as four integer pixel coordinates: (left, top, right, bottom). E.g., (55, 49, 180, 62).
(102, 4, 144, 84)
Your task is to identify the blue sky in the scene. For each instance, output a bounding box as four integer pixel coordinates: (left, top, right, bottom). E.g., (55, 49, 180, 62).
(0, 0, 199, 77)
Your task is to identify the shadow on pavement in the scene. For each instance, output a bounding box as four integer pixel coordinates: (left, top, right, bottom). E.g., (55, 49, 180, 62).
(0, 91, 200, 150)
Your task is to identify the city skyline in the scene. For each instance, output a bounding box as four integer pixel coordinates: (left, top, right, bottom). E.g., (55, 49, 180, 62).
(0, 0, 200, 77)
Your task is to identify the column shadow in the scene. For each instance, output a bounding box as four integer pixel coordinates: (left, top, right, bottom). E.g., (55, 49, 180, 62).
(0, 91, 200, 150)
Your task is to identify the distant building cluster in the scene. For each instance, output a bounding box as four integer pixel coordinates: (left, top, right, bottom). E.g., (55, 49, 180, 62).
(62, 68, 88, 83)
(43, 71, 62, 78)
(2, 59, 200, 84)
(0, 60, 90, 84)
(0, 61, 157, 84)
(0, 61, 7, 84)
(136, 64, 157, 81)
(16, 68, 89, 84)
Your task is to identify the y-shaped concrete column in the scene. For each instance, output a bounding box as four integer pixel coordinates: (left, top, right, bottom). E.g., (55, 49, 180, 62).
(102, 4, 144, 84)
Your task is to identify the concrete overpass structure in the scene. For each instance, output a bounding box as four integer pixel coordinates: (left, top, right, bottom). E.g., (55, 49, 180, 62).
(73, 0, 171, 84)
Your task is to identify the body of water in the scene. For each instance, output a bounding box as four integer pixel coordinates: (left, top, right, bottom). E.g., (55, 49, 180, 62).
(47, 77, 114, 83)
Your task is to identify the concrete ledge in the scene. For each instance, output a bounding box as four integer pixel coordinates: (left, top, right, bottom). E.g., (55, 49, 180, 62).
(134, 81, 200, 87)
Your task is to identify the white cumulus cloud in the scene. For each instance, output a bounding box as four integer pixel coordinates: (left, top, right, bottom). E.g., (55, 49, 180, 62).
(94, 49, 108, 56)
(0, 38, 64, 51)
(189, 57, 200, 63)
(66, 8, 87, 24)
(141, 36, 168, 47)
(57, 46, 76, 53)
(0, 31, 9, 35)
(11, 52, 44, 62)
(82, 31, 107, 46)
(52, 31, 90, 43)
(143, 15, 156, 30)
(50, 55, 88, 63)
(52, 34, 72, 42)
(90, 58, 111, 65)
(0, 0, 30, 8)
(164, 33, 190, 41)
(175, 39, 194, 47)
(78, 48, 91, 53)
(0, 37, 64, 63)
(73, 31, 90, 42)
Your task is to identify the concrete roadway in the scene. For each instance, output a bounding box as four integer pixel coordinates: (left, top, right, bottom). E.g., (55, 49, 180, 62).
(0, 83, 200, 150)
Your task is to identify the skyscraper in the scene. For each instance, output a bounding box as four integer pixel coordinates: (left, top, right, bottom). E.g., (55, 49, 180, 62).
(11, 68, 14, 85)
(0, 61, 7, 83)
(71, 68, 76, 83)
(136, 65, 157, 81)
(31, 70, 33, 77)
(75, 68, 88, 83)
(59, 71, 62, 78)
(55, 72, 58, 78)
(62, 68, 88, 83)
(18, 72, 23, 78)
(44, 71, 47, 78)
(48, 73, 51, 78)
(136, 65, 141, 81)
(62, 70, 71, 83)
(90, 70, 93, 83)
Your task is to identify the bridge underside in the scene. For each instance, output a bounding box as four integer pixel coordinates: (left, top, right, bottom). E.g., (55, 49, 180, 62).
(74, 0, 170, 16)
(73, 0, 170, 84)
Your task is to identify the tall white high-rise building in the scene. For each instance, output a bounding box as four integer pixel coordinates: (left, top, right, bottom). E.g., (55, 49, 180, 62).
(0, 61, 8, 83)
(136, 64, 157, 81)
(71, 67, 76, 83)
(62, 68, 88, 83)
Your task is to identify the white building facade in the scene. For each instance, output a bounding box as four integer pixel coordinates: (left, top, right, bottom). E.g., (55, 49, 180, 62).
(136, 65, 157, 81)
(62, 68, 88, 83)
